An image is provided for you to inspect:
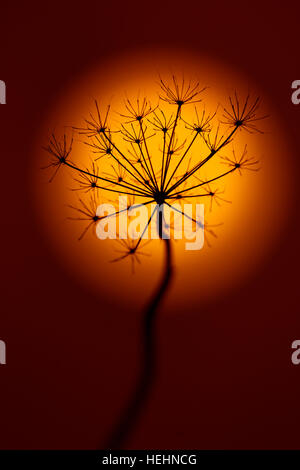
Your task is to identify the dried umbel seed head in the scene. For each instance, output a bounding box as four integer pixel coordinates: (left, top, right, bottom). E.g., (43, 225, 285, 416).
(43, 76, 264, 260)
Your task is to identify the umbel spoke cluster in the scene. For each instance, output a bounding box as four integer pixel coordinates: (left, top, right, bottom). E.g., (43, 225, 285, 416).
(43, 76, 265, 268)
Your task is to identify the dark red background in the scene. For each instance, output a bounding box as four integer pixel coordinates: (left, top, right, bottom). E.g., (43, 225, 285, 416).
(0, 1, 300, 449)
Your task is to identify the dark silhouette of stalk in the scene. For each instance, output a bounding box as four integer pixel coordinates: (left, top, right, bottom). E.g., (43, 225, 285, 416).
(105, 209, 173, 449)
(43, 79, 265, 450)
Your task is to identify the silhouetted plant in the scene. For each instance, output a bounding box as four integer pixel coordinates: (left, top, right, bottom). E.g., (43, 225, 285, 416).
(43, 76, 265, 448)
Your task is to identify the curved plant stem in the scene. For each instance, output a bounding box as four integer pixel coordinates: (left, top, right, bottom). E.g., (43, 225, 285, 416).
(105, 211, 173, 449)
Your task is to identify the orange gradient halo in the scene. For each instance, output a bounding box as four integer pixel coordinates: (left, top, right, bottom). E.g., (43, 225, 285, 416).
(33, 47, 294, 312)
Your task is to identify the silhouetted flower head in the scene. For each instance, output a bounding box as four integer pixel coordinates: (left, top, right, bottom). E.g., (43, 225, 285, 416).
(121, 123, 154, 145)
(203, 126, 231, 153)
(159, 76, 206, 106)
(74, 100, 111, 137)
(71, 161, 100, 193)
(44, 76, 265, 262)
(42, 133, 73, 182)
(148, 109, 175, 133)
(128, 143, 148, 165)
(84, 132, 113, 160)
(202, 183, 231, 211)
(110, 239, 151, 273)
(222, 93, 268, 133)
(104, 162, 128, 185)
(120, 97, 156, 123)
(183, 107, 216, 134)
(220, 145, 260, 175)
(167, 137, 186, 157)
(68, 193, 103, 240)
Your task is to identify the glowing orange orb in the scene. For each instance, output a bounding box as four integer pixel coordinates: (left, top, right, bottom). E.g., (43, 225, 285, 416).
(32, 47, 295, 312)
